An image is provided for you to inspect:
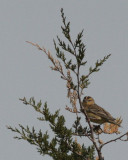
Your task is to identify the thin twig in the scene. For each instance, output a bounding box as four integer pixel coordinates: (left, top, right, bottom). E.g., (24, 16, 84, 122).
(100, 131, 128, 149)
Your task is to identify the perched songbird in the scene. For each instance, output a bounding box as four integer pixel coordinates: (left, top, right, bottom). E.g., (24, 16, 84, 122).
(82, 96, 120, 126)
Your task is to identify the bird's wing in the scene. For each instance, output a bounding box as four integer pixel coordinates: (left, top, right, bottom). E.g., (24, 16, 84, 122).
(87, 104, 115, 121)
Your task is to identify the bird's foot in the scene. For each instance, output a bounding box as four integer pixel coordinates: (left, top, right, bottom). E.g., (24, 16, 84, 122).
(93, 125, 103, 134)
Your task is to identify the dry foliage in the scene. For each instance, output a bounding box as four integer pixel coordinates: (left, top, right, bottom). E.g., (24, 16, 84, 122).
(75, 137, 82, 155)
(103, 117, 122, 134)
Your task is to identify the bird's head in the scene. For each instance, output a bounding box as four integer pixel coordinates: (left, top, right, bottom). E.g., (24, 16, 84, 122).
(83, 96, 95, 105)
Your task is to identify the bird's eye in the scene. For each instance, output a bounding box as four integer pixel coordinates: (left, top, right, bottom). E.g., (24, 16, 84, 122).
(87, 96, 91, 99)
(84, 96, 92, 101)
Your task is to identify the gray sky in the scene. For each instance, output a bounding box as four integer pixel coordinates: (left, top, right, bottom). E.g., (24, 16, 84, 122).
(1, 0, 128, 160)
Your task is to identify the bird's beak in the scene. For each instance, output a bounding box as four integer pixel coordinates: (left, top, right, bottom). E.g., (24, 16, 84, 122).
(83, 98, 86, 103)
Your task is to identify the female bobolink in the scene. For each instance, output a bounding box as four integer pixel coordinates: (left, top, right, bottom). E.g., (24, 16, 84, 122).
(82, 96, 120, 126)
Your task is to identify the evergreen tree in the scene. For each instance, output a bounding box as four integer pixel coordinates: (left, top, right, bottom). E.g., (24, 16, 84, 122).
(8, 9, 128, 160)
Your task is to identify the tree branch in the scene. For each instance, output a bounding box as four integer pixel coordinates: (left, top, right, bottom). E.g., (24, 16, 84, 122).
(100, 131, 128, 149)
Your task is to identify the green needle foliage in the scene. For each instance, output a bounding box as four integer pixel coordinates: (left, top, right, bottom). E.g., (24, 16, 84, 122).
(8, 98, 95, 160)
(8, 8, 119, 160)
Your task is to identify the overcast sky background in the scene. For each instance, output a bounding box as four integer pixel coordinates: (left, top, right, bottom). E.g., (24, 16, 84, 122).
(1, 0, 128, 160)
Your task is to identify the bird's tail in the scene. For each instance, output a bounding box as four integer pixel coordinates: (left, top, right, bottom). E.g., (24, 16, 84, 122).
(109, 117, 122, 127)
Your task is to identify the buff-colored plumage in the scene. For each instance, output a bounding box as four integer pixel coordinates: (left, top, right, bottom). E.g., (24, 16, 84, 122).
(82, 96, 120, 126)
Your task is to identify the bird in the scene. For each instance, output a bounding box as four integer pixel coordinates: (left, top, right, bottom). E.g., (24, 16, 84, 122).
(82, 96, 120, 126)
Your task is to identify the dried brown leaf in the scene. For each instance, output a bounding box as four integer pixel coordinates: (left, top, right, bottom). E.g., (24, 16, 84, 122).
(103, 123, 120, 134)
